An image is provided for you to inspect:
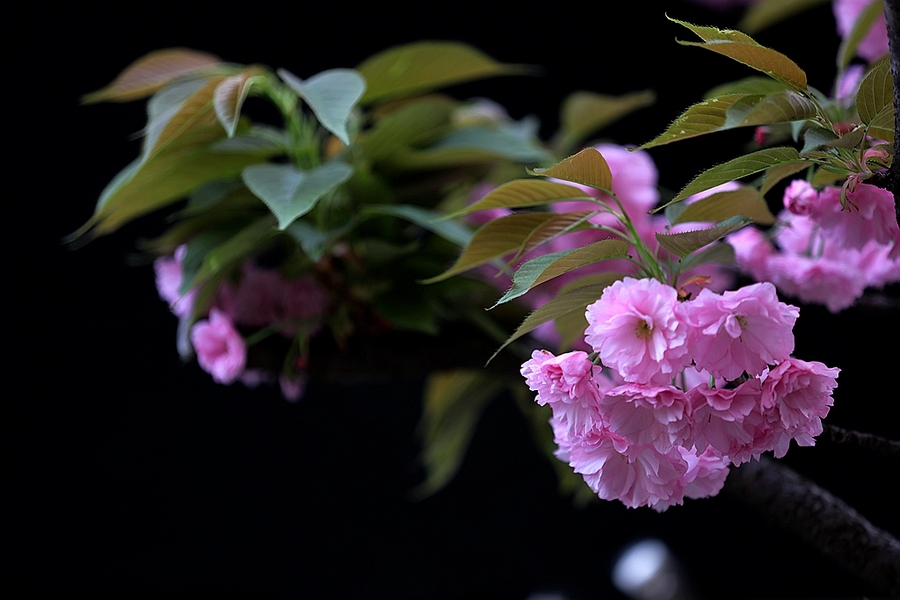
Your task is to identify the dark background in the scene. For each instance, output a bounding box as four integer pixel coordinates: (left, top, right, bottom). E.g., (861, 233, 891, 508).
(15, 1, 899, 598)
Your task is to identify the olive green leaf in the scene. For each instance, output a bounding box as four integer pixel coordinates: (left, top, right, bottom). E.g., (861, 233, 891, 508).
(490, 239, 629, 308)
(553, 90, 656, 153)
(656, 215, 752, 258)
(669, 17, 808, 90)
(530, 147, 613, 191)
(664, 146, 806, 207)
(737, 0, 829, 34)
(412, 369, 508, 499)
(357, 41, 533, 105)
(673, 187, 776, 225)
(856, 57, 895, 143)
(214, 71, 265, 138)
(421, 211, 596, 283)
(443, 179, 593, 220)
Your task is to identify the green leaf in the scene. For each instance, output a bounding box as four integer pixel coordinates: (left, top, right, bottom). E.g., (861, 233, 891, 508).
(837, 0, 886, 69)
(358, 97, 456, 163)
(242, 161, 354, 229)
(81, 47, 223, 103)
(412, 369, 507, 499)
(213, 72, 263, 137)
(639, 94, 746, 149)
(491, 239, 629, 307)
(680, 239, 736, 273)
(444, 179, 593, 220)
(673, 187, 776, 225)
(759, 161, 811, 195)
(857, 57, 895, 143)
(357, 41, 532, 105)
(738, 0, 830, 34)
(703, 76, 794, 99)
(278, 68, 366, 145)
(486, 275, 623, 363)
(554, 90, 656, 153)
(656, 215, 752, 258)
(286, 220, 331, 262)
(669, 17, 808, 90)
(530, 147, 613, 190)
(664, 146, 805, 207)
(421, 211, 595, 283)
(723, 91, 818, 128)
(358, 204, 474, 247)
(68, 143, 268, 243)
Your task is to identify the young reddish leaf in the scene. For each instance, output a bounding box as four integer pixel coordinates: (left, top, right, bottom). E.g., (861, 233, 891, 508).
(81, 48, 223, 104)
(142, 76, 228, 162)
(656, 215, 752, 258)
(673, 187, 776, 225)
(357, 41, 533, 105)
(444, 179, 593, 220)
(491, 239, 629, 307)
(421, 211, 595, 284)
(669, 17, 808, 90)
(214, 72, 263, 138)
(665, 146, 805, 206)
(529, 147, 613, 191)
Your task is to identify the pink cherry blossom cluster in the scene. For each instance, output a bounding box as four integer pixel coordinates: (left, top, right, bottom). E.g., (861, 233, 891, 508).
(153, 246, 331, 401)
(521, 276, 840, 511)
(729, 181, 900, 312)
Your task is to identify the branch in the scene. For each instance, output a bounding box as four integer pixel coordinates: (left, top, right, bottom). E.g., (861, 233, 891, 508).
(723, 455, 900, 597)
(822, 423, 900, 458)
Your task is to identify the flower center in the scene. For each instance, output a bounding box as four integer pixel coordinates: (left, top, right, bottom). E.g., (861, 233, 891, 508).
(635, 319, 653, 339)
(736, 315, 748, 331)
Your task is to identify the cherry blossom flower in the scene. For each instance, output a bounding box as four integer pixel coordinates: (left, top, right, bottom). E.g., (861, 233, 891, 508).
(650, 447, 731, 512)
(521, 349, 608, 434)
(584, 277, 692, 385)
(599, 383, 693, 453)
(153, 245, 195, 318)
(687, 379, 763, 462)
(783, 179, 819, 217)
(190, 308, 247, 384)
(682, 283, 799, 381)
(761, 358, 840, 456)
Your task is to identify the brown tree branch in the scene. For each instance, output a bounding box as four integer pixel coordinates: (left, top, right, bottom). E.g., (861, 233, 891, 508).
(723, 455, 900, 597)
(822, 423, 900, 458)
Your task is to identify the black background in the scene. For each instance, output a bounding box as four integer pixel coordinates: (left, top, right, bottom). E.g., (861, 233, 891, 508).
(14, 1, 899, 598)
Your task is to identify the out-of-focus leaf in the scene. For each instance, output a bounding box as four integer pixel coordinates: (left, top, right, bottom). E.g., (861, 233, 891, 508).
(801, 124, 840, 154)
(486, 275, 622, 363)
(759, 161, 811, 195)
(242, 161, 354, 229)
(669, 17, 808, 90)
(278, 68, 366, 145)
(554, 90, 656, 152)
(81, 47, 223, 103)
(359, 204, 474, 247)
(142, 76, 228, 162)
(703, 76, 793, 99)
(656, 215, 752, 258)
(664, 147, 805, 207)
(680, 239, 736, 273)
(444, 179, 593, 220)
(412, 369, 507, 499)
(738, 0, 829, 34)
(358, 97, 456, 162)
(491, 239, 629, 307)
(357, 41, 532, 105)
(837, 0, 886, 69)
(214, 72, 264, 137)
(421, 211, 595, 283)
(286, 220, 331, 261)
(68, 143, 268, 243)
(673, 187, 776, 225)
(530, 147, 613, 191)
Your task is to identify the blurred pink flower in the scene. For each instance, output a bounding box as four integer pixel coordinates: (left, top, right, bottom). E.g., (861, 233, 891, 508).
(190, 308, 246, 384)
(153, 245, 195, 317)
(783, 179, 819, 217)
(833, 0, 889, 63)
(814, 184, 900, 252)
